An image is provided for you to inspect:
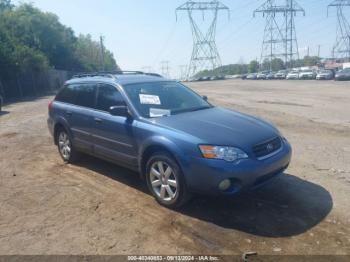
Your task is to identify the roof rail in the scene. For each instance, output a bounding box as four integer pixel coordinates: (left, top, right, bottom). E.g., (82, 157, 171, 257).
(72, 72, 116, 79)
(72, 71, 164, 79)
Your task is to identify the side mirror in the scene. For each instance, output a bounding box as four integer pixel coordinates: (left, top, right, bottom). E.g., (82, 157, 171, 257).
(109, 105, 130, 117)
(203, 95, 208, 101)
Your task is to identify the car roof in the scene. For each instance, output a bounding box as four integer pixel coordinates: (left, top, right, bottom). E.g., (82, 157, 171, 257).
(65, 73, 169, 86)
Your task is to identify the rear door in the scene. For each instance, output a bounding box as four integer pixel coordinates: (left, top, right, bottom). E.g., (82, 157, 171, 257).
(55, 83, 97, 153)
(91, 83, 138, 168)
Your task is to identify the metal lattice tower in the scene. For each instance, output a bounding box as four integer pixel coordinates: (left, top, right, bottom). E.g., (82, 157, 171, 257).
(328, 0, 350, 61)
(255, 0, 304, 69)
(176, 1, 229, 78)
(284, 0, 305, 68)
(254, 0, 286, 70)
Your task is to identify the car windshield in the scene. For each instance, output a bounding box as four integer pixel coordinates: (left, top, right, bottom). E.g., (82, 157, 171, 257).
(123, 81, 212, 118)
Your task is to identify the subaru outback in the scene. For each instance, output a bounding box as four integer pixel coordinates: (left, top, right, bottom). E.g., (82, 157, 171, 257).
(48, 72, 292, 208)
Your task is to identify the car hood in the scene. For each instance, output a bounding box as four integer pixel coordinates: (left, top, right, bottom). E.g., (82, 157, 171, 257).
(152, 107, 279, 149)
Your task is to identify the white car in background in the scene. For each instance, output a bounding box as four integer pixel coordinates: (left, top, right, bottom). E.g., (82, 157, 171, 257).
(316, 70, 334, 80)
(286, 70, 300, 80)
(299, 69, 316, 80)
(274, 70, 288, 79)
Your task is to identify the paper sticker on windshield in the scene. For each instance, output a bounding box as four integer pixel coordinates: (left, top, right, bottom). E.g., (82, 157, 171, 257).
(139, 94, 161, 105)
(150, 108, 171, 118)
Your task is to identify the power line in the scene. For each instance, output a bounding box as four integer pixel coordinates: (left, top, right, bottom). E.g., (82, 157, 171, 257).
(100, 35, 105, 71)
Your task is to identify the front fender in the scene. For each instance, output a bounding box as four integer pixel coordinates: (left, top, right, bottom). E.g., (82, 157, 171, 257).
(138, 135, 190, 175)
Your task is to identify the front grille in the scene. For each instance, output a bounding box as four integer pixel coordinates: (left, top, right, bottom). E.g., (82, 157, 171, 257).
(253, 137, 282, 159)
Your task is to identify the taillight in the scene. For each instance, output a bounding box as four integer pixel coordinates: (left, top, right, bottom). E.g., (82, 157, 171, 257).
(48, 100, 54, 112)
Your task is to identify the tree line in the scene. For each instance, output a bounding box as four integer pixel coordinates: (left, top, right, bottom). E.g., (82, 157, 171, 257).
(0, 0, 119, 82)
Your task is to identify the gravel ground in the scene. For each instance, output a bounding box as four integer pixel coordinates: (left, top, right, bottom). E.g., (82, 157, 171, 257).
(0, 79, 349, 255)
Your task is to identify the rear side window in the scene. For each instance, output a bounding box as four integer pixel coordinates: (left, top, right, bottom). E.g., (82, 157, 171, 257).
(55, 84, 97, 109)
(96, 84, 125, 112)
(55, 85, 77, 104)
(74, 84, 96, 108)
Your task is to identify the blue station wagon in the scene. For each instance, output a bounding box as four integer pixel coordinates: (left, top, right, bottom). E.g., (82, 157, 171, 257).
(48, 72, 292, 208)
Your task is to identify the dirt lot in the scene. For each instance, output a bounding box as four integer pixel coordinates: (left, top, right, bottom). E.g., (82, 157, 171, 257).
(0, 80, 349, 255)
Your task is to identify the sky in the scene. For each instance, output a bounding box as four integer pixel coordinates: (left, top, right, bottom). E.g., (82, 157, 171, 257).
(12, 0, 344, 77)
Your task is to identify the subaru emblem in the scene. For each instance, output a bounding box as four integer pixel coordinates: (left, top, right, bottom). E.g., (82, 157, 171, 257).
(267, 143, 274, 151)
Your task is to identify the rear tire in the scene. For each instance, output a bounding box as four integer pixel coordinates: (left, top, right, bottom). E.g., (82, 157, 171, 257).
(146, 152, 190, 208)
(56, 128, 80, 163)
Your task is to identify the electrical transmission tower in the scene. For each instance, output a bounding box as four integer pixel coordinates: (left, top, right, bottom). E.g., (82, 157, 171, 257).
(254, 0, 304, 69)
(328, 0, 350, 61)
(176, 1, 229, 78)
(254, 0, 286, 70)
(284, 0, 305, 68)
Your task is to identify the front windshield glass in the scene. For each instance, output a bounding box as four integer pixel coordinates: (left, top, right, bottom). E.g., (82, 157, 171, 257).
(123, 81, 211, 118)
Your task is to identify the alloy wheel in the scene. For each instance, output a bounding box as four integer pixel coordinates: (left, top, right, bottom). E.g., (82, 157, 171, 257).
(149, 161, 178, 202)
(58, 131, 71, 160)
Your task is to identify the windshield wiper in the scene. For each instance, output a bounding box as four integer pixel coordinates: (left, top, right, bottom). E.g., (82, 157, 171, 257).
(172, 106, 212, 115)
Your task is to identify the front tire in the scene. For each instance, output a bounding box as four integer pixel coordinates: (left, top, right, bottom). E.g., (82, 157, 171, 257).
(146, 152, 190, 208)
(56, 128, 80, 163)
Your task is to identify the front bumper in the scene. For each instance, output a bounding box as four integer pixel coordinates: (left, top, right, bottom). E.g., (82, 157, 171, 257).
(183, 139, 292, 195)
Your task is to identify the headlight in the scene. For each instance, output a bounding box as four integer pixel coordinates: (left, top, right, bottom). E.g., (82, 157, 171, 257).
(199, 145, 248, 162)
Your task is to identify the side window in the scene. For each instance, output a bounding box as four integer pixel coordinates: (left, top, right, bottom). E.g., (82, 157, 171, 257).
(55, 85, 77, 104)
(74, 84, 96, 108)
(96, 84, 125, 112)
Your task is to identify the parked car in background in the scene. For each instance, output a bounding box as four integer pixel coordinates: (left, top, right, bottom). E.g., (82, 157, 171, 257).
(299, 69, 316, 80)
(335, 68, 350, 81)
(286, 70, 300, 80)
(47, 72, 292, 208)
(316, 70, 334, 80)
(266, 72, 276, 80)
(241, 74, 248, 80)
(246, 73, 258, 80)
(257, 71, 269, 80)
(274, 70, 288, 79)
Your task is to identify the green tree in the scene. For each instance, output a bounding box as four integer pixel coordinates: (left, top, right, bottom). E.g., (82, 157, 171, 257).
(0, 0, 13, 12)
(303, 56, 321, 67)
(248, 60, 259, 73)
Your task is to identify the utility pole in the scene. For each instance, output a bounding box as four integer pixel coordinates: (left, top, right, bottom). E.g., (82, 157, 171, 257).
(160, 61, 170, 78)
(100, 35, 105, 71)
(176, 0, 229, 78)
(328, 0, 350, 62)
(318, 45, 321, 57)
(179, 65, 187, 80)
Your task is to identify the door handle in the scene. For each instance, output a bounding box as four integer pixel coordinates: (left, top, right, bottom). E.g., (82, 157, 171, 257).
(94, 118, 103, 123)
(65, 111, 72, 116)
